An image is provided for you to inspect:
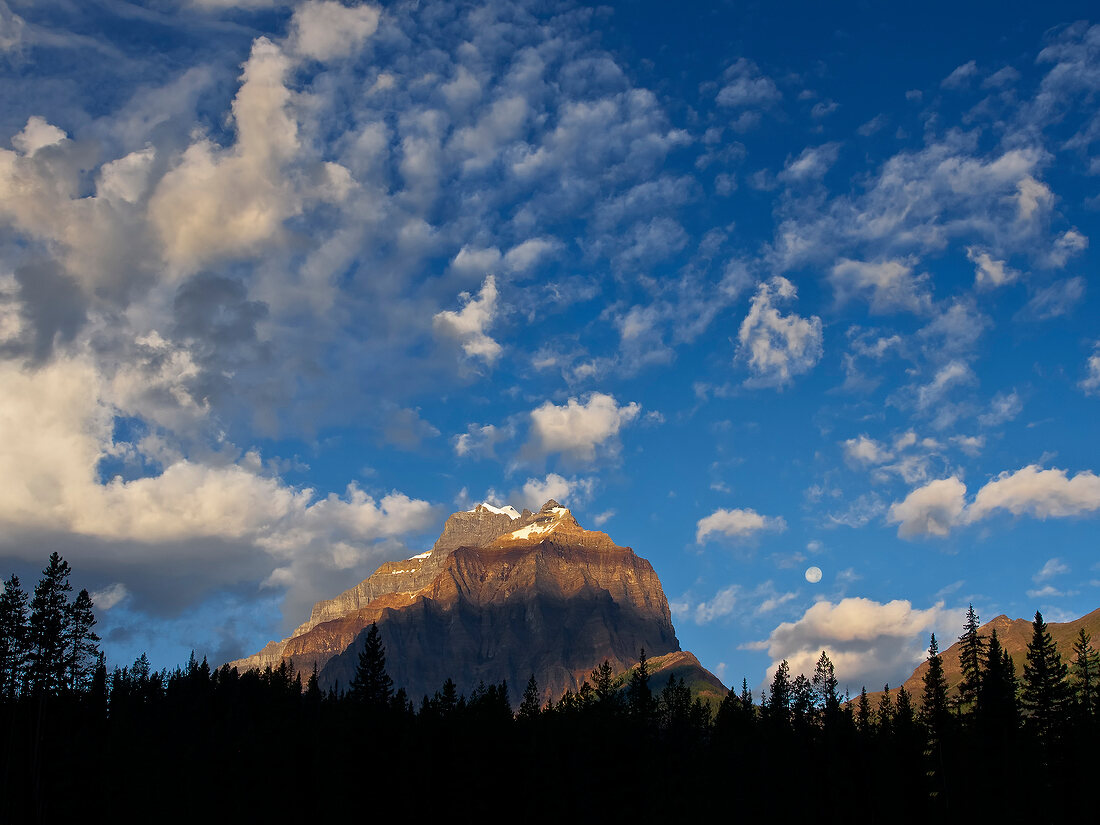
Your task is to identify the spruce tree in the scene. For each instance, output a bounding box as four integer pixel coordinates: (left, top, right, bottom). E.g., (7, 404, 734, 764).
(855, 686, 873, 735)
(877, 684, 894, 737)
(1020, 611, 1070, 743)
(1069, 628, 1099, 719)
(348, 622, 394, 710)
(920, 633, 950, 734)
(976, 629, 1017, 733)
(26, 553, 73, 695)
(956, 604, 985, 711)
(626, 648, 654, 723)
(811, 649, 840, 724)
(66, 588, 100, 691)
(766, 659, 792, 729)
(0, 574, 29, 700)
(518, 674, 541, 721)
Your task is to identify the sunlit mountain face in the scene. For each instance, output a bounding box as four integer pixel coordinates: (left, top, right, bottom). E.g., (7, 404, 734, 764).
(0, 0, 1098, 694)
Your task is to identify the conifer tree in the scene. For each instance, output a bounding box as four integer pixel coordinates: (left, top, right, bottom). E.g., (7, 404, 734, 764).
(626, 648, 654, 723)
(855, 687, 873, 735)
(1069, 628, 1099, 719)
(811, 649, 840, 723)
(518, 674, 541, 721)
(66, 588, 100, 691)
(956, 604, 985, 711)
(26, 553, 73, 695)
(0, 573, 29, 700)
(894, 684, 915, 730)
(877, 684, 894, 737)
(920, 633, 950, 733)
(348, 622, 394, 709)
(766, 659, 792, 729)
(976, 629, 1017, 732)
(1020, 611, 1070, 743)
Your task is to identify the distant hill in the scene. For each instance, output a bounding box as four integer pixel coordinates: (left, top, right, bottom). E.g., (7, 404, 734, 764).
(873, 607, 1100, 701)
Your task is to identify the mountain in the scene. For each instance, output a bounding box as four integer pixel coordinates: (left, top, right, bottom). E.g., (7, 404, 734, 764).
(886, 607, 1100, 699)
(230, 500, 722, 703)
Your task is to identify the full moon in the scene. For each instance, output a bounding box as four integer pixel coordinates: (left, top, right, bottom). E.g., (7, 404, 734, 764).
(805, 566, 823, 583)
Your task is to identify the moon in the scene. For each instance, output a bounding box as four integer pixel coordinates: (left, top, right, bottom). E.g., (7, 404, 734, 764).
(805, 566, 823, 584)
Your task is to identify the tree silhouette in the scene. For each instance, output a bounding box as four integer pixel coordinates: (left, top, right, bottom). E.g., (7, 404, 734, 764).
(1069, 628, 1099, 720)
(956, 604, 985, 711)
(26, 553, 73, 696)
(920, 633, 950, 733)
(1020, 611, 1069, 744)
(0, 573, 29, 700)
(348, 622, 394, 710)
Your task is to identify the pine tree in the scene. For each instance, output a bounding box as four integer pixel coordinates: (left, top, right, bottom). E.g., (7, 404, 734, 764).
(766, 659, 792, 729)
(518, 674, 541, 721)
(811, 649, 840, 724)
(894, 684, 915, 731)
(920, 633, 950, 733)
(855, 686, 874, 735)
(590, 659, 621, 715)
(1069, 628, 1100, 719)
(976, 629, 1017, 733)
(66, 588, 100, 691)
(877, 684, 894, 737)
(26, 553, 73, 696)
(0, 574, 29, 700)
(348, 622, 394, 709)
(956, 604, 985, 711)
(1020, 611, 1070, 743)
(626, 648, 654, 723)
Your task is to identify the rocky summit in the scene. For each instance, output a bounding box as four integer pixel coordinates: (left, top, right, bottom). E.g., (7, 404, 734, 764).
(230, 500, 720, 703)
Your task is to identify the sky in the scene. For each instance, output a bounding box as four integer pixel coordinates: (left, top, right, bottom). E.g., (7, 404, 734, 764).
(1, 0, 1099, 695)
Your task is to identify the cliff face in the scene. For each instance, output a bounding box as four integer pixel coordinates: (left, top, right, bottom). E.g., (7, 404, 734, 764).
(229, 501, 687, 702)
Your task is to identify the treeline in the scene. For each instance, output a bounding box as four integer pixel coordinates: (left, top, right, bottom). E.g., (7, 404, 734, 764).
(2, 556, 1098, 821)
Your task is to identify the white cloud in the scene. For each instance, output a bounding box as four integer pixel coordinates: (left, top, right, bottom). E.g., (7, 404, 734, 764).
(453, 422, 507, 458)
(756, 597, 962, 690)
(1015, 175, 1052, 222)
(432, 274, 502, 364)
(694, 585, 739, 624)
(289, 1, 380, 62)
(1033, 557, 1069, 582)
(888, 477, 968, 538)
(526, 392, 640, 461)
(889, 465, 1100, 538)
(737, 276, 823, 388)
(1082, 344, 1100, 396)
(696, 508, 786, 543)
(778, 143, 840, 183)
(11, 116, 67, 155)
(978, 390, 1022, 428)
(514, 473, 593, 512)
(967, 247, 1019, 288)
(592, 509, 615, 527)
(843, 435, 892, 465)
(1044, 228, 1088, 268)
(503, 237, 558, 272)
(149, 37, 352, 275)
(828, 258, 932, 314)
(0, 3, 25, 52)
(716, 59, 781, 108)
(942, 60, 979, 89)
(1019, 277, 1085, 321)
(90, 582, 128, 611)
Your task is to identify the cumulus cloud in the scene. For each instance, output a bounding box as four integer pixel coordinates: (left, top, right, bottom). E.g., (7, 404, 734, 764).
(511, 473, 593, 511)
(432, 275, 502, 364)
(0, 358, 436, 618)
(149, 37, 352, 275)
(842, 435, 892, 466)
(90, 583, 129, 611)
(289, 1, 380, 62)
(737, 277, 823, 388)
(888, 477, 968, 538)
(978, 390, 1022, 428)
(755, 597, 962, 690)
(716, 58, 781, 108)
(696, 508, 786, 543)
(829, 258, 932, 314)
(967, 247, 1020, 288)
(889, 466, 1100, 538)
(526, 392, 640, 461)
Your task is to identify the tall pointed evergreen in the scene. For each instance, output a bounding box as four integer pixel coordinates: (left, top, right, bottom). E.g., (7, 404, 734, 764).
(920, 633, 950, 733)
(0, 574, 29, 700)
(1069, 627, 1099, 719)
(1020, 610, 1070, 743)
(66, 588, 100, 691)
(766, 659, 792, 729)
(26, 553, 73, 696)
(626, 648, 655, 723)
(518, 674, 541, 721)
(976, 629, 1017, 733)
(348, 622, 394, 709)
(956, 604, 985, 711)
(811, 649, 840, 724)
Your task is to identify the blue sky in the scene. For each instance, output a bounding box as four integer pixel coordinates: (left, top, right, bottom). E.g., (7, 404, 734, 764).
(1, 0, 1098, 694)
